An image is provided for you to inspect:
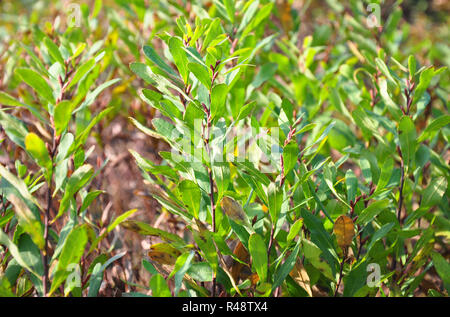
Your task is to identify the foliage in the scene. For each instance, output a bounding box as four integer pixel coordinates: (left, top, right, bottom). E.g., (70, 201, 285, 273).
(0, 0, 449, 297)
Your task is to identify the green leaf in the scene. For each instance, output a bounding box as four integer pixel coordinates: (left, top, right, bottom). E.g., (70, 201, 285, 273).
(343, 261, 367, 297)
(88, 252, 126, 297)
(193, 231, 218, 273)
(345, 169, 357, 203)
(203, 18, 222, 50)
(8, 194, 44, 250)
(287, 218, 303, 243)
(431, 252, 450, 285)
(44, 37, 65, 66)
(107, 209, 138, 233)
(173, 251, 195, 296)
(283, 141, 299, 176)
(178, 180, 201, 219)
(248, 233, 268, 282)
(356, 199, 390, 227)
(75, 107, 114, 147)
(15, 68, 54, 103)
(375, 157, 394, 193)
(364, 222, 395, 255)
(413, 67, 434, 105)
(67, 59, 96, 90)
(187, 262, 213, 282)
(243, 2, 273, 37)
(408, 55, 416, 76)
(224, 0, 235, 23)
(210, 83, 228, 119)
(0, 230, 40, 277)
(25, 132, 51, 170)
(417, 115, 450, 143)
(268, 182, 283, 223)
(79, 190, 104, 213)
(188, 62, 211, 89)
(76, 79, 121, 112)
(213, 163, 230, 201)
(252, 63, 278, 89)
(55, 164, 94, 221)
(375, 58, 397, 87)
(0, 111, 28, 148)
(49, 225, 88, 295)
(272, 240, 301, 292)
(150, 274, 172, 297)
(236, 101, 256, 121)
(169, 37, 189, 83)
(421, 176, 447, 209)
(54, 100, 76, 135)
(0, 164, 42, 209)
(0, 91, 26, 107)
(398, 115, 416, 169)
(143, 45, 178, 77)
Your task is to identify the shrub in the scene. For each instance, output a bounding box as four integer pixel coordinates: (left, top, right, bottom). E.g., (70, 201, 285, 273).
(0, 0, 448, 297)
(125, 0, 449, 297)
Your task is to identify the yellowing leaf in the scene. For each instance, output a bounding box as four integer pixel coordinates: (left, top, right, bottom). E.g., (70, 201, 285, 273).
(221, 196, 248, 225)
(289, 258, 312, 297)
(148, 243, 181, 265)
(333, 215, 355, 248)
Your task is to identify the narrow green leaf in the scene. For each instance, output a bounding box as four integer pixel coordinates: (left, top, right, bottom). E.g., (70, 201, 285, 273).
(268, 182, 283, 223)
(44, 37, 65, 66)
(49, 225, 88, 294)
(413, 67, 435, 105)
(15, 68, 54, 103)
(150, 274, 172, 297)
(248, 233, 268, 282)
(431, 252, 450, 285)
(25, 133, 51, 170)
(356, 199, 390, 226)
(0, 91, 26, 107)
(67, 59, 96, 90)
(88, 252, 126, 296)
(169, 37, 189, 83)
(54, 100, 76, 135)
(188, 62, 211, 89)
(375, 157, 394, 193)
(210, 83, 228, 119)
(179, 180, 201, 219)
(283, 141, 299, 176)
(398, 115, 416, 169)
(8, 194, 44, 250)
(0, 111, 28, 148)
(55, 164, 94, 221)
(120, 220, 186, 247)
(143, 45, 178, 77)
(417, 115, 450, 143)
(421, 176, 447, 209)
(0, 230, 39, 277)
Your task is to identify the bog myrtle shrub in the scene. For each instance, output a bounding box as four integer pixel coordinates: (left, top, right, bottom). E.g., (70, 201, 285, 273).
(0, 0, 449, 297)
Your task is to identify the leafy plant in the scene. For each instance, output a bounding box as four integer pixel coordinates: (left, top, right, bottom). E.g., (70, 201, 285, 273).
(126, 0, 449, 297)
(0, 0, 448, 298)
(0, 15, 133, 296)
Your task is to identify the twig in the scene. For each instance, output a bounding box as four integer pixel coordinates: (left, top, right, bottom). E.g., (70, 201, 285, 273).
(334, 248, 347, 297)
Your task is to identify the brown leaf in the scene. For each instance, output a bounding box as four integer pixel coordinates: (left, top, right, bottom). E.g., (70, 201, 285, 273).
(220, 196, 247, 224)
(333, 215, 355, 249)
(289, 258, 312, 296)
(230, 241, 250, 282)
